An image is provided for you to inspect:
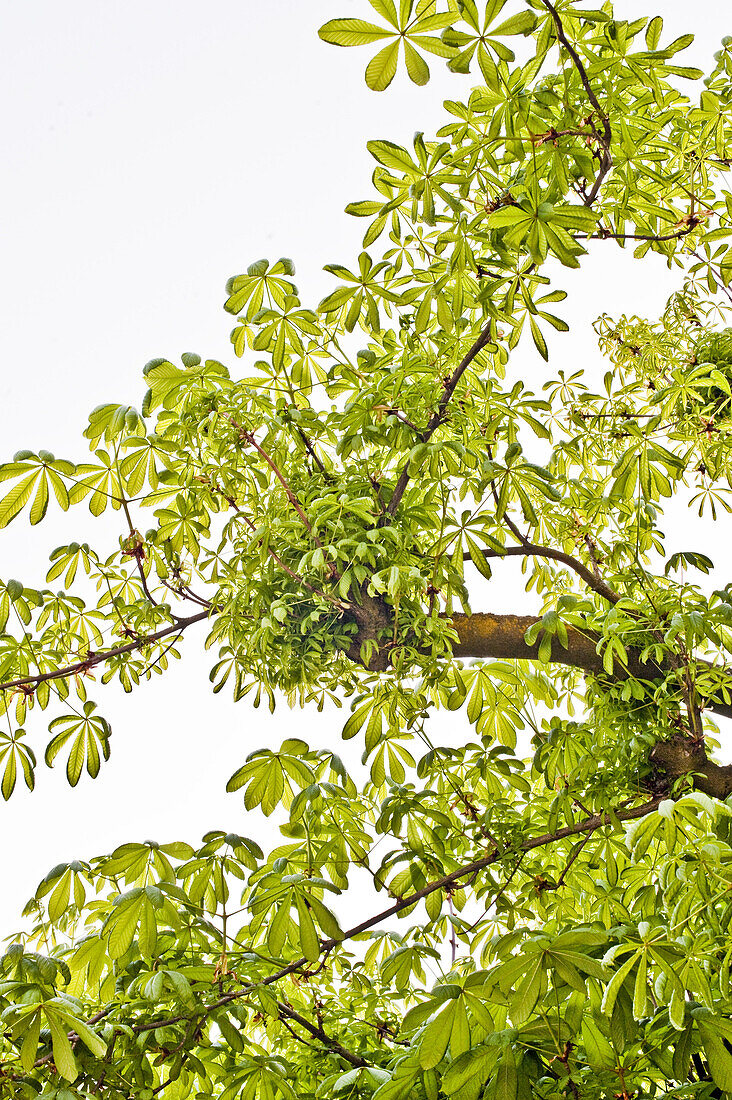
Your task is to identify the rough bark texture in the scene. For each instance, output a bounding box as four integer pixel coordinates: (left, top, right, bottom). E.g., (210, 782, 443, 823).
(343, 606, 732, 795)
(451, 612, 732, 721)
(452, 612, 606, 670)
(649, 738, 732, 800)
(344, 591, 393, 671)
(450, 613, 732, 799)
(452, 612, 659, 677)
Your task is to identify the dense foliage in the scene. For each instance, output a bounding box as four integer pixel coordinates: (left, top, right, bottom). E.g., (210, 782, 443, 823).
(3, 0, 732, 1095)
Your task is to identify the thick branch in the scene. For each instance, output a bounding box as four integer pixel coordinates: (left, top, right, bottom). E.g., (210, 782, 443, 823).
(452, 611, 639, 674)
(650, 738, 732, 800)
(6, 605, 731, 726)
(451, 612, 732, 721)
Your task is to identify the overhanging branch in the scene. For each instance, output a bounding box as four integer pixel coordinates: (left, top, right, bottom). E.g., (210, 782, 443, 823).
(92, 796, 662, 1039)
(464, 543, 620, 604)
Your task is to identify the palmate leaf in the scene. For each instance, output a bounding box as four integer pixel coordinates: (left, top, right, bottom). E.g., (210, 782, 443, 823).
(84, 404, 145, 447)
(225, 257, 297, 329)
(442, 0, 538, 79)
(226, 743, 315, 815)
(366, 40, 401, 90)
(0, 455, 73, 529)
(45, 702, 112, 786)
(318, 18, 394, 47)
(69, 453, 122, 516)
(40, 863, 89, 922)
(104, 889, 145, 959)
(319, 2, 458, 90)
(0, 728, 36, 800)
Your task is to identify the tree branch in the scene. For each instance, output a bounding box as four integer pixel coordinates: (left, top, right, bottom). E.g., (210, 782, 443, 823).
(206, 481, 346, 608)
(228, 417, 325, 551)
(540, 0, 612, 206)
(385, 319, 494, 517)
(114, 797, 661, 1037)
(119, 495, 161, 610)
(276, 1002, 368, 1067)
(578, 226, 696, 243)
(450, 612, 732, 722)
(385, 7, 612, 522)
(0, 610, 210, 695)
(463, 543, 620, 604)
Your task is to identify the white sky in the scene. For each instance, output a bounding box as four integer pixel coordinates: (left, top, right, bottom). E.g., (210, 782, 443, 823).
(0, 0, 729, 930)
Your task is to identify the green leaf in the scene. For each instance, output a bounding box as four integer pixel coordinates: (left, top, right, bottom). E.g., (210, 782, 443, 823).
(71, 1016, 107, 1059)
(404, 40, 430, 84)
(106, 891, 144, 959)
(419, 1002, 455, 1069)
(673, 1021, 694, 1081)
(1, 750, 17, 801)
(267, 899, 291, 957)
(582, 1017, 615, 1069)
(46, 1010, 78, 1082)
(296, 893, 321, 962)
(365, 40, 401, 90)
(510, 954, 545, 1024)
(632, 950, 648, 1019)
(529, 315, 548, 361)
(491, 11, 537, 35)
(493, 1045, 517, 1099)
(645, 15, 663, 49)
(19, 1010, 42, 1072)
(465, 533, 492, 580)
(367, 139, 416, 173)
(601, 953, 639, 1017)
(699, 1020, 732, 1091)
(368, 0, 399, 29)
(307, 893, 344, 941)
(318, 19, 394, 46)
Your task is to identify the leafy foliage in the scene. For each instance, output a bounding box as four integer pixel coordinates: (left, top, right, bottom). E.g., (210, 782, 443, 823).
(3, 1, 732, 1096)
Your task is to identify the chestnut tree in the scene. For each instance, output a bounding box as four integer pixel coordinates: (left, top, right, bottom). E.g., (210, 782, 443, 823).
(3, 1, 732, 1096)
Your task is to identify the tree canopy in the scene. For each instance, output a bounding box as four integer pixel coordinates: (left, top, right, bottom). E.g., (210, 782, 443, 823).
(3, 1, 732, 1096)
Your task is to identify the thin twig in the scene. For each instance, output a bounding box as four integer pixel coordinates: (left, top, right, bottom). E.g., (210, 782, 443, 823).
(540, 0, 612, 206)
(104, 797, 661, 1037)
(385, 319, 494, 516)
(276, 1002, 368, 1067)
(0, 610, 210, 694)
(463, 542, 620, 604)
(227, 417, 325, 551)
(119, 495, 160, 609)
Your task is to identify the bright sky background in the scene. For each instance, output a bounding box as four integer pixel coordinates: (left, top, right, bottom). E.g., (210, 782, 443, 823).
(0, 0, 728, 930)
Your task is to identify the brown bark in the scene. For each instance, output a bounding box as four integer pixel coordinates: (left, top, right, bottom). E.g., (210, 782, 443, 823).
(453, 612, 611, 671)
(649, 738, 732, 800)
(451, 612, 732, 721)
